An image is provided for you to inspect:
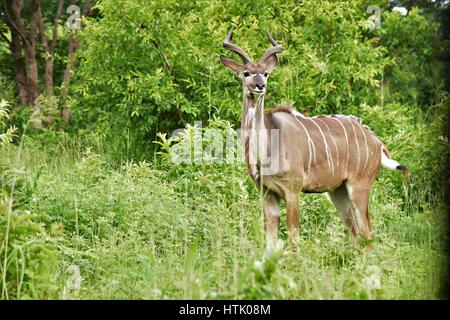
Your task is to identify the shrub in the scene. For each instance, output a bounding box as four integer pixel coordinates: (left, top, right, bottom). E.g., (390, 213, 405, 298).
(72, 0, 388, 157)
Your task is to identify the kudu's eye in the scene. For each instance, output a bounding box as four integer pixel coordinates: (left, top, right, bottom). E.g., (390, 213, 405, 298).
(264, 72, 269, 77)
(243, 71, 250, 77)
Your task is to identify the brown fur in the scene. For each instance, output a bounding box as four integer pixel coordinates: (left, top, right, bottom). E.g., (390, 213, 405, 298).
(220, 27, 407, 248)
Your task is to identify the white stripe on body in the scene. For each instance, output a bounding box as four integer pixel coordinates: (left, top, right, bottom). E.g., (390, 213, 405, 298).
(345, 117, 361, 172)
(329, 116, 350, 175)
(289, 111, 381, 178)
(359, 124, 369, 172)
(290, 110, 316, 176)
(316, 118, 340, 168)
(309, 117, 335, 176)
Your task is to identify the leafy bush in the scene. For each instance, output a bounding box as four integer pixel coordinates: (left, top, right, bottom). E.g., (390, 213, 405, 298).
(0, 201, 59, 299)
(72, 0, 389, 156)
(0, 99, 17, 145)
(0, 0, 447, 300)
(380, 8, 447, 110)
(1, 99, 59, 299)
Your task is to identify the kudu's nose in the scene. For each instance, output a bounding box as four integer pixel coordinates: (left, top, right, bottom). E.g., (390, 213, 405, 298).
(256, 83, 265, 90)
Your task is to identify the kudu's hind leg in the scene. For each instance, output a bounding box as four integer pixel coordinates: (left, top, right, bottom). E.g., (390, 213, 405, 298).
(345, 182, 374, 247)
(263, 191, 281, 247)
(328, 183, 358, 244)
(284, 189, 300, 244)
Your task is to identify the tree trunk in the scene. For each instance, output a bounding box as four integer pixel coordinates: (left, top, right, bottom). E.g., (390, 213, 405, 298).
(24, 0, 40, 103)
(22, 34, 39, 103)
(36, 4, 53, 95)
(4, 0, 40, 104)
(36, 0, 64, 96)
(9, 28, 28, 105)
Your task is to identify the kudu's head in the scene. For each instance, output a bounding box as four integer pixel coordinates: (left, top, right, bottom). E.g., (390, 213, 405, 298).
(220, 25, 284, 100)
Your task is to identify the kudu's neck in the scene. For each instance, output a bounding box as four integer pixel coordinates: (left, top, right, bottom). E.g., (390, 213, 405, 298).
(241, 93, 265, 133)
(241, 90, 268, 181)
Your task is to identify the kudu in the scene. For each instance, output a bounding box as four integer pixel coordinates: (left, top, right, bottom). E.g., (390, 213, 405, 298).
(220, 26, 409, 247)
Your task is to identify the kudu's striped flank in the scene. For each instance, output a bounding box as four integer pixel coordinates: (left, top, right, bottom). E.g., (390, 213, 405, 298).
(220, 26, 408, 247)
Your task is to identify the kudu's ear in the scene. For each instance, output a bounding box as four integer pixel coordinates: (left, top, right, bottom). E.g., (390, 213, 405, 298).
(220, 55, 243, 74)
(264, 54, 278, 73)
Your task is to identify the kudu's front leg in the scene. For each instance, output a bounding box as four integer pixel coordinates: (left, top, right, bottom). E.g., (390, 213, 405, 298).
(263, 191, 281, 247)
(284, 190, 300, 244)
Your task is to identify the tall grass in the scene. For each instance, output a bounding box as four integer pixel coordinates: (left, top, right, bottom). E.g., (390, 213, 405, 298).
(0, 86, 448, 299)
(0, 113, 447, 299)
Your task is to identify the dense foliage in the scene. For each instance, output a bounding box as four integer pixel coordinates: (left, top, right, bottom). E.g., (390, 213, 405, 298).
(0, 0, 448, 299)
(72, 0, 390, 153)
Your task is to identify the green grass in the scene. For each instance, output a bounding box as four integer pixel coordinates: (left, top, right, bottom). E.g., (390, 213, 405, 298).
(0, 131, 447, 300)
(0, 0, 448, 300)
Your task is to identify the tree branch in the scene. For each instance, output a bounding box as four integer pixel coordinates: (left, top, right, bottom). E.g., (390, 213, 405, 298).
(150, 39, 172, 73)
(2, 0, 30, 46)
(82, 0, 91, 17)
(36, 0, 49, 53)
(50, 0, 64, 52)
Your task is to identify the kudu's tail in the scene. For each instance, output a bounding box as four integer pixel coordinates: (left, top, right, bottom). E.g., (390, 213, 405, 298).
(380, 146, 409, 178)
